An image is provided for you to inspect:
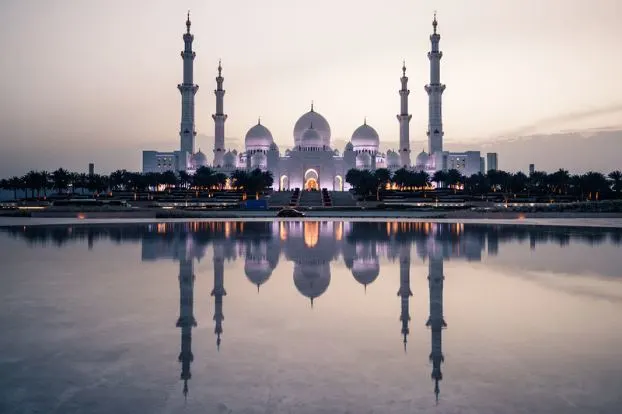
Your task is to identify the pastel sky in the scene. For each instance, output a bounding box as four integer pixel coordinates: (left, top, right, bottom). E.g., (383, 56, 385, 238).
(0, 0, 621, 176)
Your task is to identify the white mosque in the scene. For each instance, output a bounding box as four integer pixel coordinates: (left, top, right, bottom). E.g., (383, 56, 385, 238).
(142, 12, 487, 190)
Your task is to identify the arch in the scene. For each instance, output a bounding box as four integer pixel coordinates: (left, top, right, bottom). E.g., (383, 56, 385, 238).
(304, 168, 319, 181)
(334, 175, 343, 191)
(280, 175, 289, 191)
(304, 168, 319, 191)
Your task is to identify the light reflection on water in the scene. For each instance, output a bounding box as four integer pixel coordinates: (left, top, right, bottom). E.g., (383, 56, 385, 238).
(0, 221, 621, 414)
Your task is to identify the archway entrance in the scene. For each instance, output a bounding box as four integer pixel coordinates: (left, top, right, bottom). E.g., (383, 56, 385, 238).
(305, 178, 319, 191)
(303, 168, 319, 191)
(280, 175, 289, 191)
(334, 175, 343, 191)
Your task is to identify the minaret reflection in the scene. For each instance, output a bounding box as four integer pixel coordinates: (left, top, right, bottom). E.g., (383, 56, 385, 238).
(397, 243, 412, 351)
(425, 244, 447, 404)
(211, 242, 227, 350)
(175, 245, 197, 399)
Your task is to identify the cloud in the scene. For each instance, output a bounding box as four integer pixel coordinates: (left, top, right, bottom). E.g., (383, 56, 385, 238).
(493, 103, 622, 139)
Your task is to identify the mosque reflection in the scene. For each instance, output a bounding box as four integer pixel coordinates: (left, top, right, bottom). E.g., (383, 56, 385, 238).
(3, 221, 622, 403)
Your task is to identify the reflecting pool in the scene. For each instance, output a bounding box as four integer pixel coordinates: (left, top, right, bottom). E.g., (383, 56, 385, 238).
(1, 221, 621, 413)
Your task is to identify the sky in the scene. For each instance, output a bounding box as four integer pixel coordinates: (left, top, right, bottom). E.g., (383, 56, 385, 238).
(0, 0, 621, 176)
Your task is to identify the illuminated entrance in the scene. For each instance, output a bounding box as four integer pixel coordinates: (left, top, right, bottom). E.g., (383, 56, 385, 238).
(304, 168, 319, 191)
(305, 178, 319, 190)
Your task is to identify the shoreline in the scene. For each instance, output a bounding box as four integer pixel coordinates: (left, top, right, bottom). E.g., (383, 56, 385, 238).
(1, 210, 622, 229)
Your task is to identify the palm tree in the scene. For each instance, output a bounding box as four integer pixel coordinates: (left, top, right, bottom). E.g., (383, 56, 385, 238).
(23, 170, 39, 198)
(373, 168, 391, 200)
(51, 168, 71, 194)
(432, 170, 447, 189)
(345, 169, 363, 190)
(392, 168, 410, 190)
(178, 170, 192, 189)
(608, 170, 622, 194)
(445, 169, 462, 191)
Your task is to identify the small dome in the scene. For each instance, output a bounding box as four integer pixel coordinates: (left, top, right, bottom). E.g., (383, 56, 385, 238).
(387, 150, 400, 168)
(344, 142, 354, 151)
(352, 260, 380, 286)
(191, 150, 208, 168)
(245, 122, 273, 150)
(250, 152, 267, 169)
(223, 151, 236, 167)
(293, 106, 331, 147)
(355, 152, 372, 169)
(269, 142, 279, 151)
(416, 150, 429, 167)
(300, 126, 323, 148)
(351, 122, 380, 150)
(244, 261, 273, 288)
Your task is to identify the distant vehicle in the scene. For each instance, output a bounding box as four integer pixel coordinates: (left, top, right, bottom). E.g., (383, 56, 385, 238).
(276, 208, 305, 218)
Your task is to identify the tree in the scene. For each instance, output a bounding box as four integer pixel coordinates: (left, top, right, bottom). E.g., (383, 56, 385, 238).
(510, 172, 528, 195)
(52, 168, 71, 193)
(178, 170, 192, 189)
(345, 169, 363, 190)
(608, 170, 622, 193)
(581, 171, 609, 200)
(193, 167, 215, 189)
(392, 168, 410, 190)
(212, 173, 228, 190)
(230, 170, 248, 190)
(445, 169, 462, 190)
(548, 168, 570, 195)
(23, 170, 39, 198)
(432, 170, 447, 189)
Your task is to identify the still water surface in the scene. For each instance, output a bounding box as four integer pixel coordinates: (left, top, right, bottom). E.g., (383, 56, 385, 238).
(1, 221, 622, 413)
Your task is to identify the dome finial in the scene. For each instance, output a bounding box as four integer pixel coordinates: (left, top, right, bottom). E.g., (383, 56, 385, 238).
(218, 59, 222, 76)
(258, 116, 261, 125)
(402, 60, 407, 76)
(364, 116, 367, 125)
(433, 11, 438, 34)
(311, 100, 314, 112)
(186, 10, 191, 33)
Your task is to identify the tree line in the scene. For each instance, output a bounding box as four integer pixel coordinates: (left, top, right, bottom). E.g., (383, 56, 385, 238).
(345, 168, 622, 200)
(0, 167, 274, 199)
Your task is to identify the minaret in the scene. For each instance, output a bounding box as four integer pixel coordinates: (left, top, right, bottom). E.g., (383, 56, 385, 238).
(212, 60, 227, 167)
(425, 254, 447, 403)
(211, 243, 227, 350)
(397, 61, 412, 168)
(176, 257, 197, 398)
(424, 12, 446, 156)
(178, 11, 199, 161)
(396, 244, 412, 351)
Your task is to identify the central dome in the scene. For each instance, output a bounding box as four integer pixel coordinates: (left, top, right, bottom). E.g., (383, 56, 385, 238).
(300, 126, 323, 148)
(293, 105, 331, 147)
(351, 122, 380, 150)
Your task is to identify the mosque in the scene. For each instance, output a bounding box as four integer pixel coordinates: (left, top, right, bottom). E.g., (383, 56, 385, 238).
(142, 12, 487, 189)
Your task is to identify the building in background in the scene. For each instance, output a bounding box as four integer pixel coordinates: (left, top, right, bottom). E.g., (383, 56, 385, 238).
(88, 163, 94, 176)
(142, 13, 487, 186)
(529, 164, 535, 176)
(486, 153, 498, 171)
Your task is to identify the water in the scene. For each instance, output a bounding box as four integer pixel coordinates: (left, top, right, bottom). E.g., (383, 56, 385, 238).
(1, 221, 621, 414)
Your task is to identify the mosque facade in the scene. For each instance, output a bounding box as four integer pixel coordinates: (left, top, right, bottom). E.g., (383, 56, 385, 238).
(142, 13, 486, 188)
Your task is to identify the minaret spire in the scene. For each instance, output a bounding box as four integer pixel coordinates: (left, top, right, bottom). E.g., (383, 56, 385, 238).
(212, 59, 228, 167)
(211, 243, 227, 351)
(178, 12, 199, 168)
(425, 11, 446, 161)
(397, 244, 412, 351)
(426, 253, 447, 404)
(176, 257, 197, 398)
(397, 62, 412, 168)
